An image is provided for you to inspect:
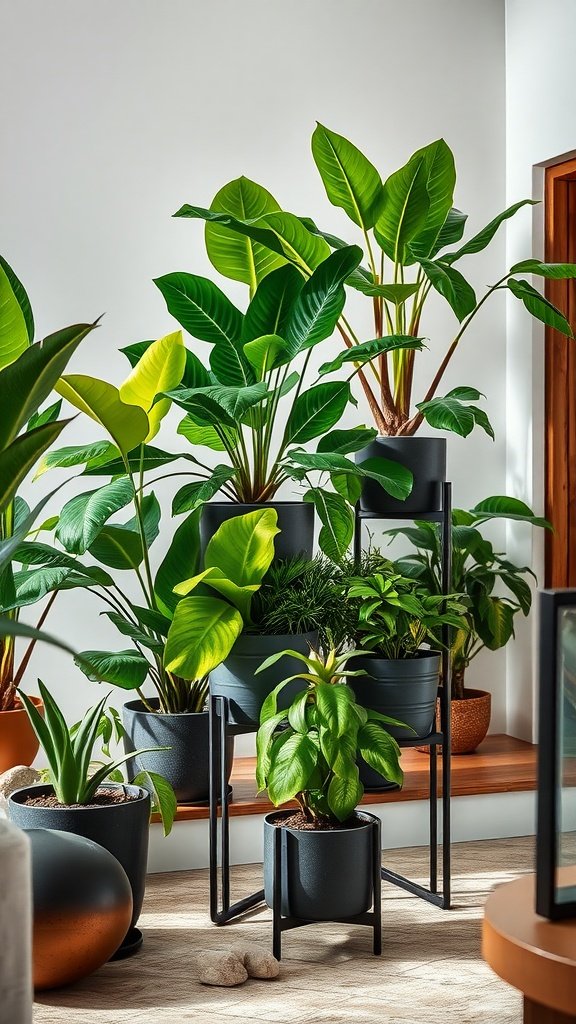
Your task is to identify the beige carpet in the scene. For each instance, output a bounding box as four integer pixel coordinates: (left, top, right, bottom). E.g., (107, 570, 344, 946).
(33, 836, 531, 1024)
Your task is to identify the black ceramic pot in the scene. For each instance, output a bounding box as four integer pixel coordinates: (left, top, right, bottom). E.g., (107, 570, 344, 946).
(200, 500, 314, 561)
(122, 699, 234, 804)
(263, 809, 378, 920)
(9, 783, 150, 948)
(358, 758, 401, 793)
(356, 436, 447, 513)
(351, 651, 441, 743)
(210, 631, 317, 733)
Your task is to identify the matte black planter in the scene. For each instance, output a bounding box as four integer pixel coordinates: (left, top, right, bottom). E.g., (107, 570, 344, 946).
(356, 436, 447, 514)
(351, 651, 441, 744)
(122, 699, 234, 804)
(200, 500, 314, 562)
(9, 783, 150, 945)
(210, 631, 317, 732)
(358, 758, 401, 793)
(263, 809, 376, 920)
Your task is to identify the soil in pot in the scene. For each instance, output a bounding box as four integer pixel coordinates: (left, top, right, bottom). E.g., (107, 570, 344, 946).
(122, 699, 234, 805)
(200, 500, 314, 562)
(356, 436, 447, 514)
(275, 810, 367, 831)
(22, 788, 139, 809)
(0, 694, 44, 773)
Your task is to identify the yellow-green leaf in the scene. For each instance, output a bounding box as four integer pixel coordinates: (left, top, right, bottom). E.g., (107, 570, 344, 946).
(119, 330, 185, 441)
(56, 375, 149, 455)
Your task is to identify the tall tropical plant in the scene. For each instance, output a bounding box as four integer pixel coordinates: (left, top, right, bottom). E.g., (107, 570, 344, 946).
(174, 128, 576, 439)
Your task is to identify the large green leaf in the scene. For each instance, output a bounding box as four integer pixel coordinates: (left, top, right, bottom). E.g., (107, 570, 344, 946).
(172, 465, 235, 516)
(186, 383, 268, 422)
(358, 721, 403, 786)
(283, 246, 363, 357)
(0, 255, 34, 342)
(243, 335, 287, 378)
(0, 419, 70, 512)
(267, 732, 317, 805)
(311, 123, 383, 229)
(304, 488, 353, 562)
(375, 153, 430, 265)
(164, 596, 243, 678)
(284, 382, 352, 445)
(507, 278, 574, 337)
(476, 597, 516, 651)
(0, 257, 30, 370)
(75, 649, 151, 689)
(154, 508, 201, 616)
(509, 260, 576, 279)
(204, 507, 279, 586)
(419, 259, 477, 321)
(56, 375, 149, 455)
(35, 440, 118, 478)
(429, 207, 468, 256)
(319, 335, 424, 375)
(173, 566, 259, 622)
(56, 478, 134, 554)
(89, 493, 161, 568)
(290, 451, 413, 501)
(122, 340, 214, 390)
(82, 444, 184, 476)
(0, 321, 97, 451)
(415, 396, 475, 437)
(350, 281, 420, 302)
(177, 414, 229, 451)
(243, 264, 303, 341)
(316, 682, 355, 738)
(257, 211, 330, 274)
(119, 330, 185, 440)
(205, 176, 287, 290)
(407, 140, 456, 260)
(443, 199, 538, 264)
(317, 427, 377, 454)
(469, 495, 550, 529)
(327, 768, 363, 822)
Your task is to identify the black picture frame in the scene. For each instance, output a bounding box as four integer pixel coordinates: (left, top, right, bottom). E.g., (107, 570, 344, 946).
(536, 589, 576, 919)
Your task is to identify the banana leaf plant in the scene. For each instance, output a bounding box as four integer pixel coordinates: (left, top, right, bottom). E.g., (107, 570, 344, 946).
(174, 127, 576, 440)
(0, 254, 98, 710)
(386, 495, 550, 698)
(153, 239, 414, 562)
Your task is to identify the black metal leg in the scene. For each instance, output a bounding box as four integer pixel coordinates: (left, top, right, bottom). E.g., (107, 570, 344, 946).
(353, 503, 362, 569)
(430, 742, 438, 894)
(372, 818, 382, 956)
(441, 482, 452, 910)
(273, 826, 282, 960)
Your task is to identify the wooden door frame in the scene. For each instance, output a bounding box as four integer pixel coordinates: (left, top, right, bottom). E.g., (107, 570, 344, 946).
(545, 158, 576, 587)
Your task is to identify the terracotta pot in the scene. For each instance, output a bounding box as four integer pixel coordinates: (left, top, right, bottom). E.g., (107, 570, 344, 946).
(0, 695, 43, 772)
(418, 688, 492, 755)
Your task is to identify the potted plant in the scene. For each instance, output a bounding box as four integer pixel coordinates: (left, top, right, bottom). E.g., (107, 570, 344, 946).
(256, 645, 402, 921)
(176, 127, 576, 513)
(0, 253, 98, 771)
(344, 558, 467, 785)
(8, 681, 176, 955)
(390, 494, 549, 752)
(153, 215, 413, 561)
(210, 554, 346, 729)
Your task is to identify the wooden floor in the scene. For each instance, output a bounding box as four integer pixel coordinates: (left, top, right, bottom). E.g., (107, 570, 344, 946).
(33, 835, 530, 1024)
(160, 734, 537, 823)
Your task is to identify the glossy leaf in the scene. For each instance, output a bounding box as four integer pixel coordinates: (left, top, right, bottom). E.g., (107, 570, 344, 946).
(75, 648, 151, 689)
(0, 420, 70, 512)
(407, 140, 456, 260)
(177, 414, 229, 451)
(243, 334, 287, 378)
(283, 246, 363, 357)
(0, 257, 30, 370)
(317, 427, 377, 454)
(507, 278, 574, 337)
(164, 596, 243, 679)
(205, 176, 286, 289)
(56, 375, 149, 455)
(28, 399, 62, 431)
(509, 259, 576, 279)
(82, 444, 183, 477)
(319, 335, 424, 375)
(375, 154, 430, 265)
(56, 478, 134, 554)
(119, 330, 185, 440)
(204, 508, 279, 586)
(358, 722, 403, 785)
(304, 488, 353, 562)
(172, 465, 235, 515)
(0, 254, 34, 343)
(327, 768, 363, 822)
(266, 732, 317, 805)
(242, 264, 303, 341)
(469, 495, 550, 529)
(154, 509, 201, 616)
(419, 259, 477, 321)
(34, 440, 117, 478)
(443, 199, 538, 264)
(311, 123, 383, 229)
(284, 382, 352, 445)
(350, 281, 420, 302)
(416, 396, 476, 437)
(430, 207, 468, 255)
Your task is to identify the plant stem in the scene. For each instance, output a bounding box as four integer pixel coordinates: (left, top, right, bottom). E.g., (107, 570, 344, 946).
(13, 589, 60, 689)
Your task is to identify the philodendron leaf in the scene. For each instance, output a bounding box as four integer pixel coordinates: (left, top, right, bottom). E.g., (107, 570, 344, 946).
(507, 278, 574, 337)
(205, 176, 287, 290)
(243, 264, 303, 342)
(443, 199, 539, 264)
(0, 419, 71, 512)
(154, 508, 202, 616)
(266, 732, 317, 806)
(119, 330, 186, 441)
(172, 465, 235, 516)
(163, 595, 243, 678)
(416, 396, 476, 438)
(283, 245, 363, 357)
(56, 478, 134, 554)
(284, 382, 352, 445)
(312, 123, 384, 230)
(419, 259, 477, 322)
(0, 256, 30, 369)
(316, 682, 355, 738)
(327, 768, 363, 822)
(204, 508, 279, 587)
(75, 649, 151, 689)
(509, 259, 576, 279)
(319, 335, 425, 376)
(56, 375, 149, 455)
(304, 488, 353, 563)
(375, 153, 430, 266)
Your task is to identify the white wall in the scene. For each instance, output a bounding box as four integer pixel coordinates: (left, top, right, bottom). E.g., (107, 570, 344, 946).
(0, 0, 508, 739)
(505, 0, 576, 739)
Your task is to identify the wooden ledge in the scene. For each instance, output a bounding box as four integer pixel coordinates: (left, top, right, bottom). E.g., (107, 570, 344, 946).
(152, 734, 540, 825)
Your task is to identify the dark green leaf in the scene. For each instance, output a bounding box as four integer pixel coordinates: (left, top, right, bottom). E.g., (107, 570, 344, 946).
(284, 382, 352, 445)
(319, 335, 424, 376)
(304, 488, 353, 562)
(443, 200, 538, 264)
(75, 649, 151, 689)
(243, 264, 303, 342)
(154, 509, 201, 616)
(375, 154, 430, 265)
(419, 259, 477, 321)
(317, 427, 377, 455)
(311, 123, 383, 229)
(283, 246, 363, 357)
(56, 478, 134, 554)
(0, 419, 70, 512)
(172, 466, 235, 515)
(509, 259, 576, 279)
(507, 278, 573, 337)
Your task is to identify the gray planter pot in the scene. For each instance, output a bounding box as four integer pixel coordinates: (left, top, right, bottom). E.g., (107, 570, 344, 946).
(122, 699, 234, 804)
(200, 500, 314, 562)
(352, 651, 441, 741)
(263, 809, 377, 920)
(9, 783, 150, 937)
(210, 631, 317, 732)
(356, 436, 447, 514)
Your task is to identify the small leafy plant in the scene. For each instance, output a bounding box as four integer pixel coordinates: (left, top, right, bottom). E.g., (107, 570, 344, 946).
(20, 681, 176, 834)
(256, 646, 403, 825)
(250, 555, 348, 644)
(346, 562, 468, 660)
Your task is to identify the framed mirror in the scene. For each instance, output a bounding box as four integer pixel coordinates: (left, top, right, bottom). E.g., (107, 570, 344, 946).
(537, 590, 576, 919)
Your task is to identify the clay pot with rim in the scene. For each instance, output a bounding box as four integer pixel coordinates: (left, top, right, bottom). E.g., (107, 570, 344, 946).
(418, 687, 492, 754)
(0, 694, 44, 773)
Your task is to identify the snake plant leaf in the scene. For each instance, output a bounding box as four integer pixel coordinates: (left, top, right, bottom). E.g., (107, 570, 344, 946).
(34, 440, 118, 479)
(242, 264, 303, 342)
(303, 488, 353, 562)
(56, 375, 149, 455)
(204, 507, 279, 587)
(154, 508, 201, 616)
(509, 259, 576, 279)
(419, 259, 477, 322)
(406, 140, 456, 261)
(0, 321, 97, 451)
(0, 420, 70, 512)
(443, 199, 538, 264)
(284, 382, 352, 445)
(0, 257, 30, 370)
(243, 334, 287, 378)
(283, 245, 363, 357)
(171, 465, 235, 516)
(205, 176, 287, 290)
(311, 123, 384, 230)
(75, 648, 151, 689)
(56, 477, 134, 554)
(507, 278, 574, 337)
(319, 335, 425, 376)
(119, 330, 186, 440)
(374, 154, 430, 266)
(164, 595, 243, 679)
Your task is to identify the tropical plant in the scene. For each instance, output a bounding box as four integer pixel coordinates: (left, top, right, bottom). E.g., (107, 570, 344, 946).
(346, 562, 468, 660)
(0, 254, 98, 710)
(249, 555, 347, 643)
(174, 127, 576, 440)
(154, 221, 413, 563)
(20, 681, 176, 834)
(255, 645, 403, 825)
(387, 496, 549, 697)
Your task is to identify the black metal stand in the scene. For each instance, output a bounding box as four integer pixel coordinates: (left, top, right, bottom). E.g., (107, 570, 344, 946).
(353, 481, 452, 910)
(271, 815, 382, 960)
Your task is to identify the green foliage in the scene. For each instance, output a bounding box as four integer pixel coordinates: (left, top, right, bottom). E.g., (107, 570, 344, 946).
(250, 555, 348, 642)
(256, 646, 403, 824)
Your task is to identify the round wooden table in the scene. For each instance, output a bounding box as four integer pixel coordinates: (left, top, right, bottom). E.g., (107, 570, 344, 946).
(483, 871, 576, 1023)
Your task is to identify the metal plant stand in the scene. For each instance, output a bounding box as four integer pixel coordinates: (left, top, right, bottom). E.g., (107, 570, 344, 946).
(353, 481, 452, 910)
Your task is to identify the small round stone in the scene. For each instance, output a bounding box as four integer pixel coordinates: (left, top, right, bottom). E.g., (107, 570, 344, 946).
(197, 951, 248, 987)
(242, 948, 280, 979)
